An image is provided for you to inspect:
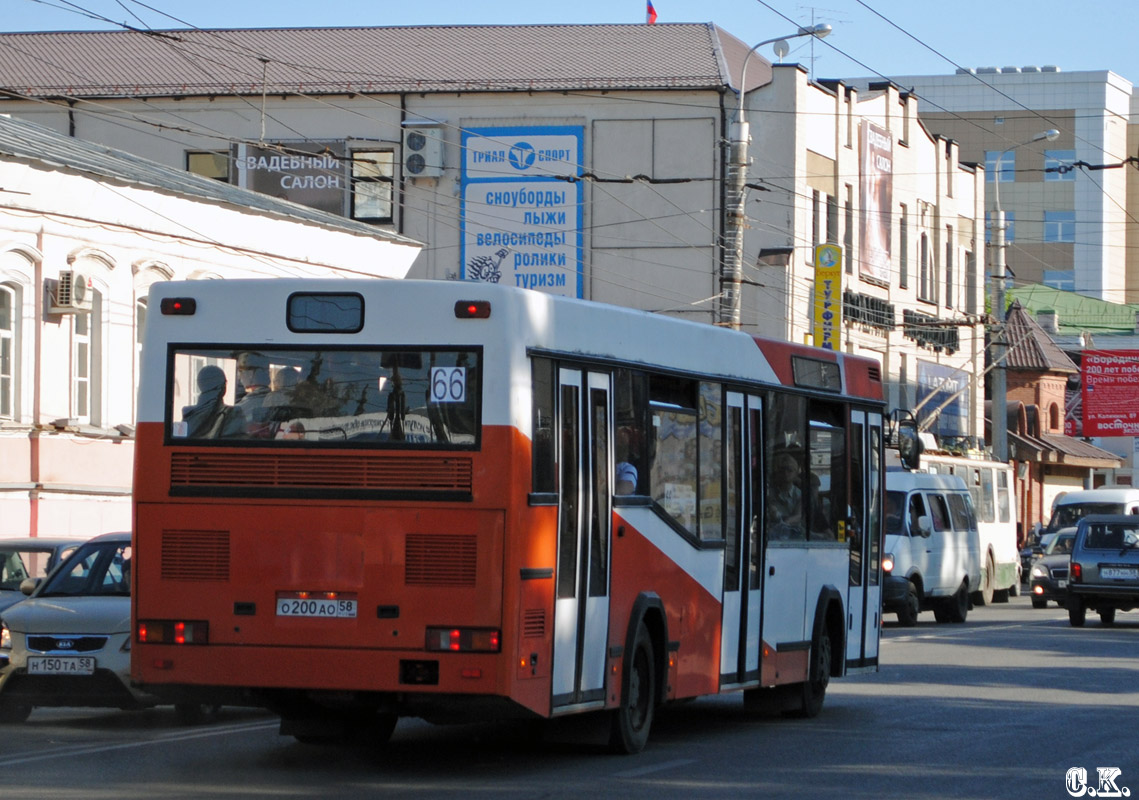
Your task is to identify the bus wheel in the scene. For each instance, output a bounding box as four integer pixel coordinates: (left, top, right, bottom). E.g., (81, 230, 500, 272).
(608, 622, 655, 754)
(896, 582, 920, 627)
(787, 625, 831, 719)
(972, 556, 995, 606)
(0, 698, 32, 724)
(174, 703, 221, 726)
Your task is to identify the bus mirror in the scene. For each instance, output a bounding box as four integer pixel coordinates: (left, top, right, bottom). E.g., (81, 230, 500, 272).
(896, 415, 923, 471)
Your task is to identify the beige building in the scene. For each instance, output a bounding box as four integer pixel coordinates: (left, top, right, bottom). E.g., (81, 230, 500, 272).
(0, 23, 986, 444)
(0, 116, 420, 537)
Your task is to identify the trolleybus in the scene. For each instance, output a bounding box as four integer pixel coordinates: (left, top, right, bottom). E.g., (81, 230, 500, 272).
(132, 279, 901, 752)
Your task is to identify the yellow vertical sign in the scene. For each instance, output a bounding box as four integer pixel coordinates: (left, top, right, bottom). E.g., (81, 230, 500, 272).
(812, 244, 843, 350)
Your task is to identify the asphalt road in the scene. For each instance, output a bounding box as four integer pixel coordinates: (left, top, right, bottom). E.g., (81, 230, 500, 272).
(1, 595, 1136, 799)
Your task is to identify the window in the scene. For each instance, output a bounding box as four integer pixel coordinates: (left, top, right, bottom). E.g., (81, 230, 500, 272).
(1044, 210, 1076, 243)
(73, 306, 91, 421)
(844, 185, 854, 275)
(944, 226, 953, 308)
(985, 211, 1015, 244)
(1044, 270, 1075, 291)
(350, 150, 395, 224)
(899, 204, 908, 289)
(996, 470, 1011, 524)
(186, 151, 230, 182)
(1045, 149, 1076, 182)
(811, 190, 821, 262)
(947, 492, 976, 533)
(826, 194, 838, 244)
(985, 150, 1015, 183)
(918, 232, 931, 302)
(0, 285, 13, 418)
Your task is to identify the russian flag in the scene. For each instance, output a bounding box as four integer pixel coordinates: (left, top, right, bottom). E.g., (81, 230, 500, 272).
(646, 1, 657, 24)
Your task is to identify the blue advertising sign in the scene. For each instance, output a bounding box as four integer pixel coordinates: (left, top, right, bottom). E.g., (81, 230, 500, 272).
(917, 359, 969, 436)
(461, 126, 583, 298)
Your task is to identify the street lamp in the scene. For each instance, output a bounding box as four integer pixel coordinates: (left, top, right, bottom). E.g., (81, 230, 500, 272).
(990, 128, 1059, 462)
(721, 23, 832, 329)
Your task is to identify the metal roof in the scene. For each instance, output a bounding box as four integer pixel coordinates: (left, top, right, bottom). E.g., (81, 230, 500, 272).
(0, 113, 419, 244)
(1004, 300, 1079, 373)
(0, 23, 769, 99)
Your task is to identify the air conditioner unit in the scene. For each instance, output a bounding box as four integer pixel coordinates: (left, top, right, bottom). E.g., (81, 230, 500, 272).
(51, 270, 93, 313)
(401, 123, 444, 178)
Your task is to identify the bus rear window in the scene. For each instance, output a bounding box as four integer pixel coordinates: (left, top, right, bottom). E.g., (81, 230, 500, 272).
(168, 347, 480, 446)
(287, 293, 364, 332)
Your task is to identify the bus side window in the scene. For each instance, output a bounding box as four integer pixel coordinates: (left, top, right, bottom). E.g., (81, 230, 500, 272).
(531, 358, 556, 494)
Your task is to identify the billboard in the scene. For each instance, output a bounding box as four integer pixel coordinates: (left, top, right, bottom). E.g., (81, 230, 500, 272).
(812, 244, 842, 350)
(460, 126, 583, 298)
(1082, 350, 1139, 436)
(859, 120, 892, 285)
(917, 360, 968, 437)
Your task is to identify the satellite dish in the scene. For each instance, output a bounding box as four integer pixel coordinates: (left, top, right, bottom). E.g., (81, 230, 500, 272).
(772, 39, 790, 61)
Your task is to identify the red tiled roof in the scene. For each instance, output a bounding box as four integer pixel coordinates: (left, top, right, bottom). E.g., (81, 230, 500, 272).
(1004, 300, 1078, 373)
(0, 24, 771, 98)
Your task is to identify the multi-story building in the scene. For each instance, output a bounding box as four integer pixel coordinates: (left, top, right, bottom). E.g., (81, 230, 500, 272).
(849, 68, 1134, 304)
(0, 23, 987, 443)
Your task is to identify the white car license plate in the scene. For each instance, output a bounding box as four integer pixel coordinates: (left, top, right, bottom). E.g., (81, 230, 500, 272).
(1101, 567, 1138, 580)
(276, 596, 357, 619)
(27, 656, 96, 675)
(1057, 579, 1067, 589)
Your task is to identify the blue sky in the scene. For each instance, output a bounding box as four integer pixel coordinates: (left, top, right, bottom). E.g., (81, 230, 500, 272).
(8, 0, 1139, 86)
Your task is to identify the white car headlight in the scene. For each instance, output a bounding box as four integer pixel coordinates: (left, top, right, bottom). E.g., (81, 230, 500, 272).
(0, 623, 10, 650)
(882, 553, 894, 574)
(1031, 565, 1047, 578)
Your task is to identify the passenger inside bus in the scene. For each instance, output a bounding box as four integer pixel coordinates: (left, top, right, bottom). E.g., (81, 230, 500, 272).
(182, 365, 244, 438)
(767, 452, 804, 539)
(615, 425, 640, 495)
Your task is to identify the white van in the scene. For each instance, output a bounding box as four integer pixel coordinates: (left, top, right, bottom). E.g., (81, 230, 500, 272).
(883, 471, 981, 626)
(1045, 488, 1139, 535)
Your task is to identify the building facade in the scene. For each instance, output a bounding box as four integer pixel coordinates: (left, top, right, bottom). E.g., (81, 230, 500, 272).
(850, 68, 1134, 304)
(0, 23, 987, 444)
(0, 116, 420, 537)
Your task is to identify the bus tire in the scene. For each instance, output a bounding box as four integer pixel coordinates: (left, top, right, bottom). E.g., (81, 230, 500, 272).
(174, 702, 221, 726)
(785, 623, 832, 719)
(972, 555, 995, 606)
(896, 581, 920, 627)
(608, 621, 655, 754)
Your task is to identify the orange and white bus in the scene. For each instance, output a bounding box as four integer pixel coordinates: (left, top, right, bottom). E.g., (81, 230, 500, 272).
(132, 279, 897, 752)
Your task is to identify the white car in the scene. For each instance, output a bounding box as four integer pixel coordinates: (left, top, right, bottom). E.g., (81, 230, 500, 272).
(0, 531, 216, 724)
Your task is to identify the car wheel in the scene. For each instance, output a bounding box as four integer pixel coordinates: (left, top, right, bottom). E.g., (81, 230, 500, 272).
(1098, 607, 1116, 625)
(945, 581, 969, 623)
(0, 698, 32, 724)
(896, 582, 920, 627)
(1031, 597, 1047, 609)
(1068, 597, 1087, 627)
(608, 621, 655, 754)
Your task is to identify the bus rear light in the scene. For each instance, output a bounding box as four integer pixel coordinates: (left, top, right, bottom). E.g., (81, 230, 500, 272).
(137, 620, 209, 645)
(454, 300, 491, 319)
(425, 627, 501, 653)
(152, 658, 174, 670)
(159, 297, 197, 315)
(460, 668, 483, 679)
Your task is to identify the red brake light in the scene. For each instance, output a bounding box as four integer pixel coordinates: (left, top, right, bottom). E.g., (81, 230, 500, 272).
(160, 297, 197, 315)
(425, 626, 501, 653)
(455, 300, 491, 319)
(137, 619, 209, 644)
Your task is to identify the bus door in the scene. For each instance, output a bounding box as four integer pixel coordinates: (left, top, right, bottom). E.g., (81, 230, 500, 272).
(552, 368, 612, 708)
(720, 393, 763, 686)
(846, 409, 883, 669)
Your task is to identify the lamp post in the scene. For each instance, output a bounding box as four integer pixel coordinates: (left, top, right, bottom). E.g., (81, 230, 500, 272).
(990, 128, 1059, 462)
(721, 23, 832, 329)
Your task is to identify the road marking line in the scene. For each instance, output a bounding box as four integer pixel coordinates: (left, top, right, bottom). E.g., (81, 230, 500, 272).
(0, 720, 278, 767)
(613, 758, 697, 778)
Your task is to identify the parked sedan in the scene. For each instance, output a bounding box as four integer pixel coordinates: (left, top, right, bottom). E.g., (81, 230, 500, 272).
(1028, 531, 1075, 608)
(0, 532, 215, 724)
(0, 537, 87, 617)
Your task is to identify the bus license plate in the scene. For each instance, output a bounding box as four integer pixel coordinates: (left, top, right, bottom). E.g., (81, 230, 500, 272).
(28, 656, 96, 675)
(276, 597, 357, 619)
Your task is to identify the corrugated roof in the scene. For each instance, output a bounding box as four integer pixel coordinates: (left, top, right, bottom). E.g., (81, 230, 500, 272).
(0, 113, 419, 244)
(1004, 300, 1078, 373)
(0, 24, 769, 99)
(1009, 283, 1139, 335)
